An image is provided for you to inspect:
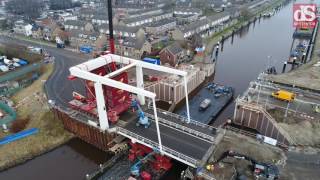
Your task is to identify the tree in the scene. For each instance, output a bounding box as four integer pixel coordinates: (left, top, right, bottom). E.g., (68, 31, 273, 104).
(239, 8, 252, 21)
(49, 0, 81, 10)
(5, 0, 44, 19)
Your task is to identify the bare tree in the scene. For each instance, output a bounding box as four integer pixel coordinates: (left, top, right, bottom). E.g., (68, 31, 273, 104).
(49, 0, 81, 10)
(6, 0, 44, 19)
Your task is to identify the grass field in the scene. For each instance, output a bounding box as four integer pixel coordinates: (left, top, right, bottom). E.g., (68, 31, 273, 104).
(0, 63, 73, 171)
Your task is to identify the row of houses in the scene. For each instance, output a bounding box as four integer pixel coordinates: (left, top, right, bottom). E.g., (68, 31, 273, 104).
(172, 12, 232, 39)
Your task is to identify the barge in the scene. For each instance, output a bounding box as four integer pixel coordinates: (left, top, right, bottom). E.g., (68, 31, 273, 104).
(176, 82, 233, 125)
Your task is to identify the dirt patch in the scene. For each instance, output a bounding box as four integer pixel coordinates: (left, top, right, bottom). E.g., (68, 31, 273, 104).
(279, 121, 320, 147)
(267, 108, 303, 124)
(206, 130, 284, 180)
(267, 107, 320, 146)
(212, 130, 284, 163)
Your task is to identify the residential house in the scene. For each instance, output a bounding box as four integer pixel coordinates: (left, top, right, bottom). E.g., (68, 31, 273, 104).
(94, 34, 108, 52)
(121, 11, 173, 27)
(52, 28, 70, 43)
(64, 20, 94, 32)
(35, 18, 60, 40)
(126, 7, 163, 18)
(115, 37, 151, 59)
(98, 24, 145, 39)
(61, 14, 78, 22)
(145, 19, 176, 35)
(69, 29, 100, 48)
(171, 12, 231, 40)
(13, 20, 33, 36)
(78, 8, 100, 20)
(159, 43, 185, 66)
(174, 7, 203, 16)
(31, 25, 43, 39)
(175, 14, 199, 24)
(92, 14, 109, 25)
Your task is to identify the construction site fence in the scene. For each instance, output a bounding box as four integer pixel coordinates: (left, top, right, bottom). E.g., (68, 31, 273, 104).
(0, 76, 39, 97)
(0, 101, 16, 126)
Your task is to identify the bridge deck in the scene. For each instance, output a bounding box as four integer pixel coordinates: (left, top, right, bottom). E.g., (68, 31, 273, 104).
(121, 117, 213, 161)
(144, 108, 216, 137)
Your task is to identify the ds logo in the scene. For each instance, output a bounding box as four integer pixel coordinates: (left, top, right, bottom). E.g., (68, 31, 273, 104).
(293, 4, 317, 28)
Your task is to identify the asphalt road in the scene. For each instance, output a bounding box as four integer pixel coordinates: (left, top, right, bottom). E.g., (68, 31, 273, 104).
(0, 36, 216, 164)
(0, 35, 89, 107)
(281, 151, 320, 180)
(123, 117, 212, 161)
(248, 80, 320, 119)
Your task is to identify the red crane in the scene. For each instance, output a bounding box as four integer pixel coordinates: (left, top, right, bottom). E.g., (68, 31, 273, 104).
(68, 0, 131, 124)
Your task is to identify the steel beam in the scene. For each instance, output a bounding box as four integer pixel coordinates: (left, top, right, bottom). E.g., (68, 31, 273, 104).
(70, 67, 156, 98)
(136, 65, 145, 105)
(184, 76, 191, 123)
(104, 62, 137, 78)
(153, 98, 163, 153)
(101, 54, 187, 76)
(94, 82, 109, 130)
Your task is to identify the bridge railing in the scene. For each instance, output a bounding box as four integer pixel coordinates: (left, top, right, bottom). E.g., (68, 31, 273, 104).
(116, 126, 199, 167)
(148, 106, 216, 130)
(145, 112, 215, 142)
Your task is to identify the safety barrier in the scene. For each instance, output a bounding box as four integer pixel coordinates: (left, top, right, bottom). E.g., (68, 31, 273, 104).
(116, 126, 199, 167)
(146, 112, 215, 142)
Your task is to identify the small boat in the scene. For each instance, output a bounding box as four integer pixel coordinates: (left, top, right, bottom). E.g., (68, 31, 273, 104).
(13, 62, 21, 67)
(4, 59, 12, 65)
(12, 58, 20, 62)
(199, 98, 211, 111)
(0, 65, 9, 72)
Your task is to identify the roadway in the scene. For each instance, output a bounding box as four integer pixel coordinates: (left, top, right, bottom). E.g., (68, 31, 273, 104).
(0, 35, 88, 107)
(122, 117, 213, 161)
(247, 80, 320, 119)
(0, 35, 218, 167)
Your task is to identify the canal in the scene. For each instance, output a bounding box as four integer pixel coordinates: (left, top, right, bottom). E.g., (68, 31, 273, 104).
(0, 1, 297, 179)
(214, 0, 294, 125)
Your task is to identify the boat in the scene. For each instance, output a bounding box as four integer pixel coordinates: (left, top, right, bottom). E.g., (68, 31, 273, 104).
(177, 82, 234, 124)
(0, 65, 9, 72)
(13, 62, 21, 67)
(199, 98, 211, 111)
(4, 59, 12, 65)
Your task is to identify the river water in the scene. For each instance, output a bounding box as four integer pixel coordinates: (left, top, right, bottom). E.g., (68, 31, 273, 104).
(0, 1, 298, 179)
(214, 0, 294, 125)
